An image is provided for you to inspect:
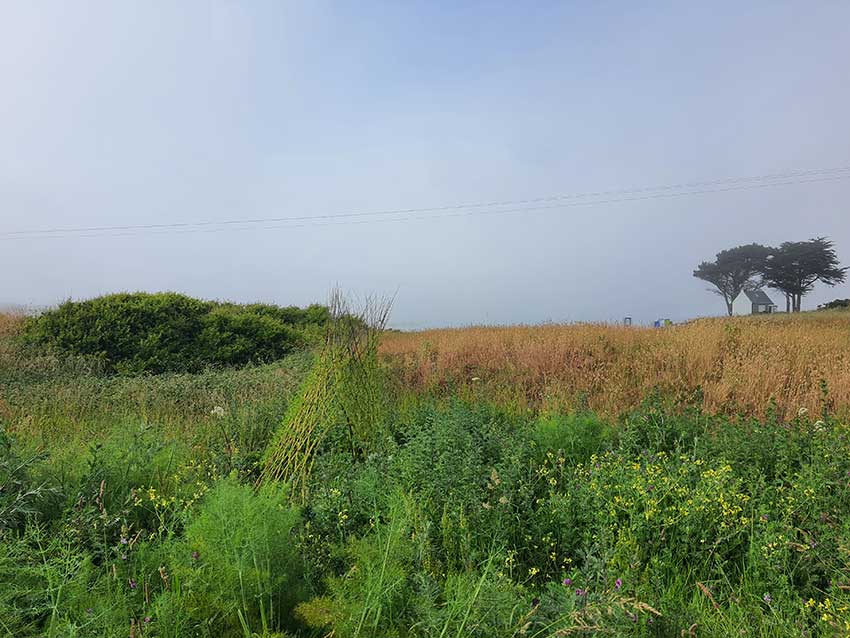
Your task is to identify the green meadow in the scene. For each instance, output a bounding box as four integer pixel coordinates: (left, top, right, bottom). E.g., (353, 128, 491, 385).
(1, 296, 849, 637)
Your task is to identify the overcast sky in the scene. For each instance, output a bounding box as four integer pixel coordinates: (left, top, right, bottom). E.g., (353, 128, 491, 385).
(2, 2, 849, 327)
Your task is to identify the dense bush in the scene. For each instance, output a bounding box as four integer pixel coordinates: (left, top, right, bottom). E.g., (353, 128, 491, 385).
(818, 298, 850, 310)
(21, 292, 328, 374)
(167, 478, 304, 635)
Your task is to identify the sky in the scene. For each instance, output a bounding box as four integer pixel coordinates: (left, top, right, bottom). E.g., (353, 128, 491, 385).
(2, 1, 849, 328)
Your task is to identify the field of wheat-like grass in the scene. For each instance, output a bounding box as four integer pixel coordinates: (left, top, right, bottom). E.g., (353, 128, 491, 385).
(0, 310, 23, 335)
(381, 311, 850, 419)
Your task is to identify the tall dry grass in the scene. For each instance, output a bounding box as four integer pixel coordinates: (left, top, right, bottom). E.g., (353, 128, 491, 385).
(0, 310, 24, 338)
(0, 311, 24, 366)
(380, 311, 850, 420)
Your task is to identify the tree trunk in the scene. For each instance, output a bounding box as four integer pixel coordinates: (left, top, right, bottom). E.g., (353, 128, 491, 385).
(726, 298, 733, 316)
(785, 293, 791, 313)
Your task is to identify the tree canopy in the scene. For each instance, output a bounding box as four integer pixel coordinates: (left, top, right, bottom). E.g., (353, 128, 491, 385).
(695, 238, 847, 314)
(693, 244, 772, 316)
(760, 238, 847, 312)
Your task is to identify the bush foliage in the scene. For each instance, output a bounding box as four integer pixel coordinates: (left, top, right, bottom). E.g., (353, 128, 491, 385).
(21, 292, 329, 374)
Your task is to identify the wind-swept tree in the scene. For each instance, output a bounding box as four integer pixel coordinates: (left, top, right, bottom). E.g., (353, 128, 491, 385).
(693, 244, 772, 316)
(760, 237, 847, 312)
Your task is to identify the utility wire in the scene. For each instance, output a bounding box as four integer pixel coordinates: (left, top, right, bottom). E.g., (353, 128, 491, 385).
(2, 168, 849, 242)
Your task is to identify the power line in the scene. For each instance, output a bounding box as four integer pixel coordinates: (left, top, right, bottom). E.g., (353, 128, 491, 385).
(5, 165, 849, 237)
(3, 167, 849, 242)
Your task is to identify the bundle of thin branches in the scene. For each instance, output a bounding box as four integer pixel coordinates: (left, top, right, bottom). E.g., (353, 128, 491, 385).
(261, 289, 394, 500)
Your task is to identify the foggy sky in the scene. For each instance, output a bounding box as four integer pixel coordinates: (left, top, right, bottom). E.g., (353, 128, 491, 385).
(2, 1, 849, 328)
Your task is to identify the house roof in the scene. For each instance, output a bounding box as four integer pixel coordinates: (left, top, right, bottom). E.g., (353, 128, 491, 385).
(744, 288, 775, 305)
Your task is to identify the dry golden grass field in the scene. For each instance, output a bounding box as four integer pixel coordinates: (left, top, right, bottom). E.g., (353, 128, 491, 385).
(0, 309, 22, 336)
(5, 309, 849, 421)
(380, 311, 850, 420)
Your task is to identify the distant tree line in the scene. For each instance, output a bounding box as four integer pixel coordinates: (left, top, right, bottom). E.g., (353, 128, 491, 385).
(818, 298, 850, 310)
(693, 237, 847, 315)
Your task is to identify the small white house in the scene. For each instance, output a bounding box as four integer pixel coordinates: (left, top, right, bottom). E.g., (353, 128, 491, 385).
(732, 289, 778, 315)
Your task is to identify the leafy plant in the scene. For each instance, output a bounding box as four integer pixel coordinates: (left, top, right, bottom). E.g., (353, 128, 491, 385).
(0, 425, 59, 532)
(169, 477, 303, 636)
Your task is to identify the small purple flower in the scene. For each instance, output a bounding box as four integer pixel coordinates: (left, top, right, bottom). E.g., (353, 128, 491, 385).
(647, 617, 654, 625)
(191, 550, 200, 561)
(563, 577, 572, 586)
(760, 514, 768, 522)
(763, 593, 772, 603)
(120, 537, 128, 545)
(121, 553, 127, 561)
(575, 588, 587, 597)
(615, 578, 623, 590)
(531, 598, 540, 607)
(128, 578, 137, 590)
(144, 617, 151, 624)
(628, 612, 637, 623)
(809, 540, 817, 549)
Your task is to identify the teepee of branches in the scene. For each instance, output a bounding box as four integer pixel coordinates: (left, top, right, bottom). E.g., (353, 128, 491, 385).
(261, 290, 393, 501)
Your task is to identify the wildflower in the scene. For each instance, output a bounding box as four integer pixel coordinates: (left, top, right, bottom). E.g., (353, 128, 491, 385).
(763, 593, 772, 603)
(121, 553, 127, 561)
(128, 578, 137, 589)
(563, 577, 572, 586)
(647, 617, 654, 625)
(615, 578, 622, 590)
(531, 598, 540, 607)
(210, 406, 225, 418)
(120, 537, 128, 545)
(191, 550, 200, 561)
(144, 617, 151, 624)
(575, 588, 587, 597)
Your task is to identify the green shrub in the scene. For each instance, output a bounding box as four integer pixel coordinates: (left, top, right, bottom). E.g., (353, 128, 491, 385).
(532, 413, 613, 465)
(314, 496, 417, 638)
(22, 293, 327, 374)
(169, 477, 303, 636)
(198, 304, 302, 368)
(0, 525, 132, 638)
(818, 298, 850, 310)
(0, 426, 60, 532)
